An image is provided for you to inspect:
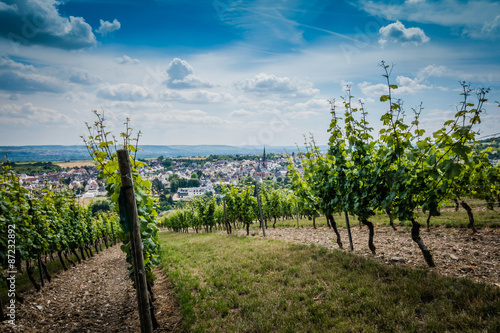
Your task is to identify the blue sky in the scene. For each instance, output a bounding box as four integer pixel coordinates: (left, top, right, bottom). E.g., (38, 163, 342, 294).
(0, 0, 499, 147)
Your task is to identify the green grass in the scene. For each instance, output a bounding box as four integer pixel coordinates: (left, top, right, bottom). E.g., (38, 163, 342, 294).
(269, 206, 500, 230)
(159, 232, 500, 332)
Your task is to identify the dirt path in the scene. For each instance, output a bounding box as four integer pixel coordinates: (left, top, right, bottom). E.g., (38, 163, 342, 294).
(1, 245, 181, 333)
(3, 226, 497, 332)
(234, 226, 500, 286)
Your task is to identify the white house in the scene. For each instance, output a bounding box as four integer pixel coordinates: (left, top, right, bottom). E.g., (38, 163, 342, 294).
(177, 186, 213, 199)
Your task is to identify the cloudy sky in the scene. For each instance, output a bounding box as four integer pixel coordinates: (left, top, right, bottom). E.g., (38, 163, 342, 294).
(0, 0, 499, 147)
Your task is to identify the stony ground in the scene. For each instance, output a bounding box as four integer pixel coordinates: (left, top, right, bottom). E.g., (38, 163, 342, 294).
(233, 225, 500, 286)
(2, 224, 498, 332)
(0, 245, 181, 333)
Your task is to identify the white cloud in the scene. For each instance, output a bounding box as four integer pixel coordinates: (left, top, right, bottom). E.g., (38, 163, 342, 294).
(103, 101, 171, 112)
(160, 89, 235, 104)
(64, 91, 95, 103)
(395, 75, 432, 94)
(0, 2, 17, 12)
(358, 74, 432, 96)
(235, 73, 319, 98)
(216, 0, 313, 45)
(379, 21, 430, 46)
(288, 99, 329, 112)
(0, 0, 96, 49)
(227, 99, 325, 119)
(340, 80, 353, 92)
(286, 110, 319, 119)
(68, 70, 100, 85)
(229, 109, 255, 117)
(115, 55, 140, 65)
(164, 58, 213, 89)
(356, 0, 500, 40)
(96, 83, 154, 101)
(0, 56, 34, 71)
(0, 57, 63, 93)
(481, 15, 500, 34)
(96, 19, 121, 36)
(417, 65, 447, 79)
(358, 82, 387, 97)
(0, 103, 75, 126)
(252, 99, 290, 110)
(420, 109, 456, 132)
(0, 92, 20, 100)
(138, 109, 230, 125)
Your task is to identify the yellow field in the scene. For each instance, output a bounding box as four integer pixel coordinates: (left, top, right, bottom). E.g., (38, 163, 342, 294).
(55, 161, 96, 168)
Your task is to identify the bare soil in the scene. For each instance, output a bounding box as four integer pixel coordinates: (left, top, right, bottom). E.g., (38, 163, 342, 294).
(2, 224, 498, 332)
(235, 225, 500, 286)
(1, 245, 181, 333)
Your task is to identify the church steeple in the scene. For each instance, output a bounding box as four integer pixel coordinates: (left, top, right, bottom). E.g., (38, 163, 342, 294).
(262, 146, 267, 168)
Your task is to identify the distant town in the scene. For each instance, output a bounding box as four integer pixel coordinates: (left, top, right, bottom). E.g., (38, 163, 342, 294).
(4, 150, 305, 212)
(4, 138, 498, 213)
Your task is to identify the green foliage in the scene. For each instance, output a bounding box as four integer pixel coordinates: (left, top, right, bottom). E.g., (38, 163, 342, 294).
(288, 61, 493, 266)
(1, 161, 62, 175)
(151, 178, 165, 195)
(161, 183, 297, 234)
(169, 177, 201, 193)
(0, 163, 120, 290)
(91, 199, 112, 216)
(82, 110, 160, 284)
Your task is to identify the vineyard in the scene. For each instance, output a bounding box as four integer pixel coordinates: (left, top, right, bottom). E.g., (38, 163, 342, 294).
(162, 63, 500, 268)
(0, 167, 121, 321)
(1, 63, 499, 331)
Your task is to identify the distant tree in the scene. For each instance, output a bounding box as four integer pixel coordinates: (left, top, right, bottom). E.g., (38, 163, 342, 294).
(157, 193, 172, 212)
(61, 177, 71, 185)
(151, 178, 164, 195)
(239, 176, 254, 186)
(169, 174, 180, 181)
(73, 186, 84, 195)
(188, 179, 201, 187)
(91, 200, 111, 216)
(170, 181, 179, 193)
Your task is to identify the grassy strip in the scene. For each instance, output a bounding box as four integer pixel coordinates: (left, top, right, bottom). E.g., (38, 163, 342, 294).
(159, 232, 500, 332)
(267, 207, 500, 230)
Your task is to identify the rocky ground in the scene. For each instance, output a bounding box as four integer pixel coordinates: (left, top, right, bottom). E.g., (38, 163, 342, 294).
(0, 245, 181, 333)
(2, 223, 498, 332)
(234, 225, 500, 286)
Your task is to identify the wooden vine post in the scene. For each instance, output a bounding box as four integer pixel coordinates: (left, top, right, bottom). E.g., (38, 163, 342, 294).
(37, 256, 45, 288)
(255, 184, 266, 237)
(295, 202, 299, 229)
(223, 196, 231, 234)
(344, 211, 354, 251)
(117, 149, 153, 333)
